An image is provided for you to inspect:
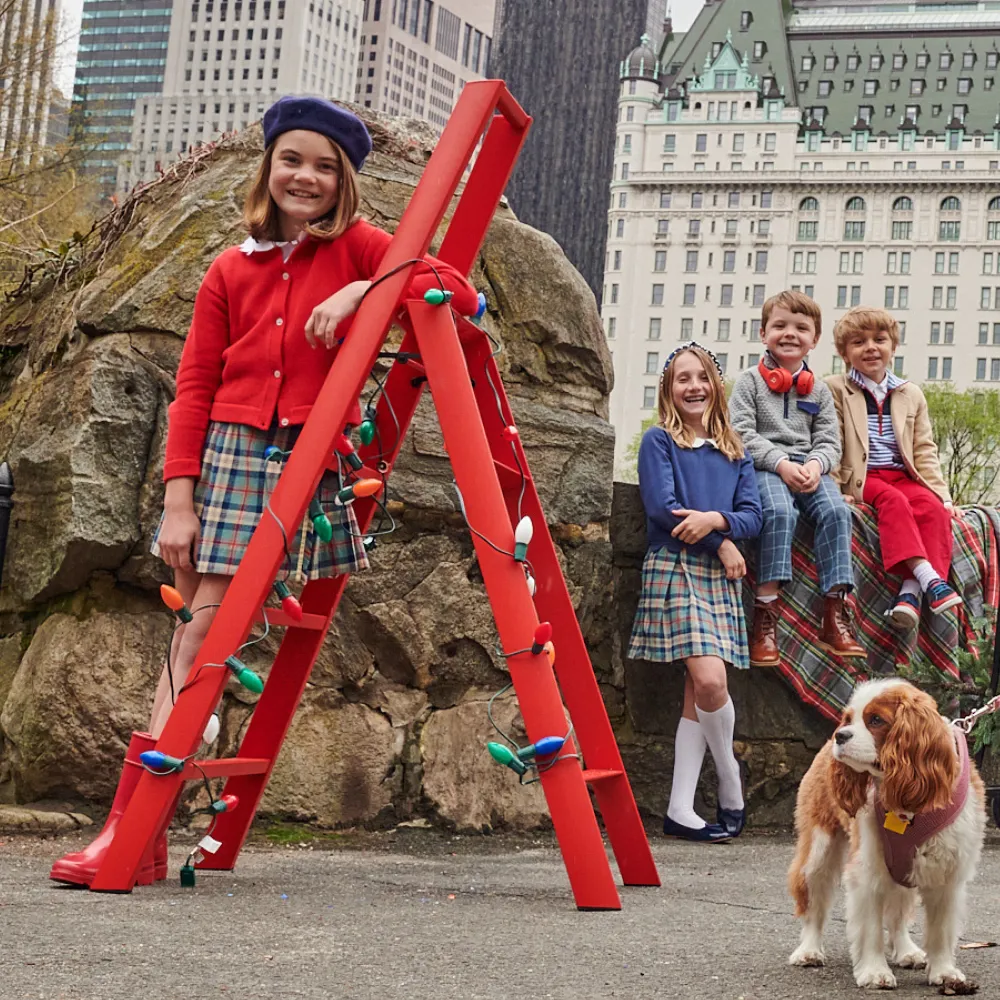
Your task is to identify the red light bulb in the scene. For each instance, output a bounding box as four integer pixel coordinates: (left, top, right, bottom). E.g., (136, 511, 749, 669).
(502, 425, 518, 442)
(281, 593, 303, 622)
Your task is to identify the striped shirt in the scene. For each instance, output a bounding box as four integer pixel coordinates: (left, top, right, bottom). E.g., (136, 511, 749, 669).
(850, 368, 906, 470)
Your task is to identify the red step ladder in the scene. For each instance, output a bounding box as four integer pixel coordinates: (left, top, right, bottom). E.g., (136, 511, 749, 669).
(91, 82, 659, 909)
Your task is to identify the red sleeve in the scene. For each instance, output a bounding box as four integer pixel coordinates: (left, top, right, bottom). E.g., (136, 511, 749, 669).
(163, 258, 230, 481)
(357, 222, 479, 316)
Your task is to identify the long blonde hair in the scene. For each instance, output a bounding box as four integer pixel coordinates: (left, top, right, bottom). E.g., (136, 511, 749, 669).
(657, 346, 744, 461)
(243, 137, 360, 242)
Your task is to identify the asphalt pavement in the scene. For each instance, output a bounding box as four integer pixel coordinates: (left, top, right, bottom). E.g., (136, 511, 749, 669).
(1, 828, 998, 1000)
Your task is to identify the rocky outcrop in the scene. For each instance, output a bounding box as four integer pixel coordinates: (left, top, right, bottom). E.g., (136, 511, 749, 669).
(0, 110, 615, 831)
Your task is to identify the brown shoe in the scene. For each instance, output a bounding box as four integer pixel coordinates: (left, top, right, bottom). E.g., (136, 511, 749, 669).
(819, 594, 866, 658)
(750, 600, 780, 666)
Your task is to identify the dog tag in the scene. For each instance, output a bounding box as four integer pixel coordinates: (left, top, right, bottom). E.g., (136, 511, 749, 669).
(883, 812, 910, 834)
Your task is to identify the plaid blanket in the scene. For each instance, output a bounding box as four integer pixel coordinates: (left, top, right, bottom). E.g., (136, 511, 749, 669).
(744, 504, 1000, 723)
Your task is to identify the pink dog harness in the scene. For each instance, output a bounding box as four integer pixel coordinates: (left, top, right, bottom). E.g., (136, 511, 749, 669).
(874, 728, 971, 886)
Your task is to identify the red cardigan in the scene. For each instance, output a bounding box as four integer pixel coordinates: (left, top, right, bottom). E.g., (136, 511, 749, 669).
(163, 219, 478, 481)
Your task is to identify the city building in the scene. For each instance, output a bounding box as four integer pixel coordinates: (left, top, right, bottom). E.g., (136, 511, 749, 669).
(124, 0, 363, 191)
(605, 0, 1000, 474)
(72, 0, 172, 197)
(355, 0, 494, 130)
(0, 0, 62, 161)
(493, 1, 667, 303)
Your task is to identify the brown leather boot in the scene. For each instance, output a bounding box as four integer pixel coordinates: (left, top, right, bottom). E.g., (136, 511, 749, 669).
(749, 600, 780, 666)
(819, 594, 866, 658)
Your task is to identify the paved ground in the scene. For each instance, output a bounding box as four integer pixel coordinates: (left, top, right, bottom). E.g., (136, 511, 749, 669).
(1, 828, 998, 1000)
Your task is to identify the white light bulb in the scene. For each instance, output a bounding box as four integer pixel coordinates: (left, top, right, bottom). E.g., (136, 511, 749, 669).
(514, 516, 533, 562)
(526, 572, 537, 597)
(203, 713, 220, 745)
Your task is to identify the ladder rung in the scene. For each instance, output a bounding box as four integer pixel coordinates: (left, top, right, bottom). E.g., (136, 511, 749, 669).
(581, 769, 623, 783)
(493, 457, 529, 491)
(254, 609, 328, 630)
(181, 757, 270, 778)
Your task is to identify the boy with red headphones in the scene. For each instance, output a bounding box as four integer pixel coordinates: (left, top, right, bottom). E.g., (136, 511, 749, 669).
(730, 291, 865, 667)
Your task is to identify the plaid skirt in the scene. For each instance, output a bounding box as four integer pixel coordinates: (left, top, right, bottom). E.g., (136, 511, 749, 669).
(628, 547, 749, 670)
(151, 421, 369, 583)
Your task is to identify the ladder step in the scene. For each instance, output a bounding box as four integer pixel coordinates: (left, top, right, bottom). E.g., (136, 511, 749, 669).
(581, 769, 624, 783)
(253, 609, 328, 630)
(493, 457, 529, 491)
(180, 757, 270, 779)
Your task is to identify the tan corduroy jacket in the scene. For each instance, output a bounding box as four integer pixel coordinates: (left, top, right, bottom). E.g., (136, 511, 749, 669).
(825, 373, 951, 504)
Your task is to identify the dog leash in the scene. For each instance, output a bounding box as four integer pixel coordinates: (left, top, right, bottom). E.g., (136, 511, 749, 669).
(952, 693, 1000, 734)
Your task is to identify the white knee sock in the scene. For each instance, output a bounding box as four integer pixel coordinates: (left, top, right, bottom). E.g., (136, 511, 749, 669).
(696, 698, 744, 811)
(666, 717, 707, 829)
(900, 578, 921, 597)
(910, 560, 938, 591)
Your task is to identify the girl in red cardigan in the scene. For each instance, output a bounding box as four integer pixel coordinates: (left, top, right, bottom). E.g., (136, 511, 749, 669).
(50, 96, 478, 887)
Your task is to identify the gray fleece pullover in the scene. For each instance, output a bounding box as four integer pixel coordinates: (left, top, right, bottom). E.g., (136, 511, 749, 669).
(728, 366, 842, 475)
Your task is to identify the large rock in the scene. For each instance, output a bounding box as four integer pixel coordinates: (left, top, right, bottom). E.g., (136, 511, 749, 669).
(420, 698, 549, 831)
(0, 611, 166, 802)
(0, 107, 621, 828)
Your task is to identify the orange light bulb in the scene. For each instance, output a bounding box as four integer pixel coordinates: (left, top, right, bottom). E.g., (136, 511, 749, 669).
(352, 478, 382, 498)
(160, 585, 185, 612)
(544, 640, 555, 668)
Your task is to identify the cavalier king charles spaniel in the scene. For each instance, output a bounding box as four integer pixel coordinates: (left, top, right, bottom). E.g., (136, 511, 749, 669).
(787, 679, 986, 990)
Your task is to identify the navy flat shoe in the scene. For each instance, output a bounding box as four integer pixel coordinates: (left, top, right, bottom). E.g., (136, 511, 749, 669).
(716, 806, 746, 837)
(662, 815, 732, 842)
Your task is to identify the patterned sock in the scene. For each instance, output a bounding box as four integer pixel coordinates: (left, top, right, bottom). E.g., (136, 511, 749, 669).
(910, 560, 938, 592)
(696, 698, 744, 811)
(666, 717, 707, 829)
(900, 578, 921, 598)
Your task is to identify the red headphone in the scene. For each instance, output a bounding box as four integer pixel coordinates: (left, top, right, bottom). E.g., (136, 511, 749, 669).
(758, 356, 815, 395)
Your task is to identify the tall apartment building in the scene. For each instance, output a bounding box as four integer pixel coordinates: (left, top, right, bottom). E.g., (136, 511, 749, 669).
(355, 0, 494, 130)
(0, 0, 62, 160)
(605, 0, 1000, 474)
(72, 0, 172, 196)
(492, 1, 664, 303)
(125, 0, 363, 190)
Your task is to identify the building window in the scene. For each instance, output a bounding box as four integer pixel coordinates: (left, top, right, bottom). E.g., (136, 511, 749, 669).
(994, 358, 1000, 381)
(643, 386, 656, 409)
(942, 357, 953, 380)
(977, 358, 987, 381)
(892, 221, 913, 240)
(681, 317, 693, 338)
(659, 191, 672, 209)
(892, 196, 913, 211)
(685, 251, 698, 272)
(764, 133, 776, 152)
(941, 195, 961, 211)
(988, 222, 1000, 241)
(651, 284, 665, 305)
(939, 221, 961, 241)
(718, 319, 731, 341)
(607, 317, 616, 339)
(720, 285, 734, 306)
(723, 250, 736, 272)
(616, 219, 625, 238)
(844, 221, 866, 240)
(837, 285, 847, 308)
(654, 250, 667, 271)
(870, 53, 883, 70)
(648, 318, 662, 340)
(801, 55, 814, 71)
(760, 191, 773, 208)
(894, 356, 905, 376)
(695, 134, 707, 152)
(979, 323, 989, 344)
(683, 284, 695, 306)
(885, 287, 895, 308)
(657, 219, 669, 235)
(610, 284, 619, 304)
(646, 352, 660, 375)
(755, 251, 768, 273)
(928, 357, 938, 379)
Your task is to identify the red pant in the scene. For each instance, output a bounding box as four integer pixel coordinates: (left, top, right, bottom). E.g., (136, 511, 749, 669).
(863, 469, 952, 578)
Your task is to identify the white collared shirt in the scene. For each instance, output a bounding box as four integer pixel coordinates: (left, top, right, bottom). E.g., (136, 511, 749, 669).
(239, 234, 304, 262)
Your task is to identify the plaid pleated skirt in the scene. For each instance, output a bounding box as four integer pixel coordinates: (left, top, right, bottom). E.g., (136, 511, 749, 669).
(151, 421, 369, 583)
(628, 547, 749, 670)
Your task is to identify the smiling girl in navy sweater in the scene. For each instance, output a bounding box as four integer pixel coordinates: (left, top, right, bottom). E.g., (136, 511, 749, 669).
(629, 343, 762, 842)
(50, 96, 478, 888)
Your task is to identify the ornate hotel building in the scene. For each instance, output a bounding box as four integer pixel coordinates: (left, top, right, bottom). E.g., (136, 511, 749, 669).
(605, 0, 1000, 473)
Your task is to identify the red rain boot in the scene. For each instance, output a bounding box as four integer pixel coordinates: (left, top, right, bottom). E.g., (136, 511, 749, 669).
(49, 731, 168, 887)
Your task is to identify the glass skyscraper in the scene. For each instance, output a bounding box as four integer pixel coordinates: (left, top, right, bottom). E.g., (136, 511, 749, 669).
(72, 1, 172, 197)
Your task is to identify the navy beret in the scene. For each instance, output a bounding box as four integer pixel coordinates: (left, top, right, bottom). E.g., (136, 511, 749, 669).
(263, 96, 373, 173)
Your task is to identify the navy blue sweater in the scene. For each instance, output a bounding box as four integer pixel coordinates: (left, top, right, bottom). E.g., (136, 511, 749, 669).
(637, 426, 763, 555)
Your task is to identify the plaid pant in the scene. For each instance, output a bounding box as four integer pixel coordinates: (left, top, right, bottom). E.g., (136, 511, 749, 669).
(756, 460, 854, 593)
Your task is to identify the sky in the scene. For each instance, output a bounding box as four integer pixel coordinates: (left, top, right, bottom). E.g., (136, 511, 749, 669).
(52, 0, 706, 97)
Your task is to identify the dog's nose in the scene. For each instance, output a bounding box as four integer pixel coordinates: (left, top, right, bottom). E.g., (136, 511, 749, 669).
(835, 730, 852, 746)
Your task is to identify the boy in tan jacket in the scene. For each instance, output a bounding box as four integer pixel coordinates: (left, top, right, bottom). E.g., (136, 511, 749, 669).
(827, 306, 961, 629)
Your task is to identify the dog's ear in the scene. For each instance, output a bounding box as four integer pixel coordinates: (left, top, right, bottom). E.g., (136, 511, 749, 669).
(829, 751, 870, 817)
(880, 689, 957, 815)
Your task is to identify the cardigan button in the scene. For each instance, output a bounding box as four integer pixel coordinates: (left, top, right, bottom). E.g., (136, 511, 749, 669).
(856, 479, 863, 487)
(280, 417, 290, 427)
(273, 370, 281, 378)
(282, 272, 289, 280)
(276, 317, 284, 326)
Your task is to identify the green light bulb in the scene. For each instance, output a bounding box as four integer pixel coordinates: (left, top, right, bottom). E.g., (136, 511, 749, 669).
(359, 419, 376, 446)
(423, 288, 447, 305)
(487, 741, 528, 775)
(309, 498, 333, 542)
(236, 666, 265, 694)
